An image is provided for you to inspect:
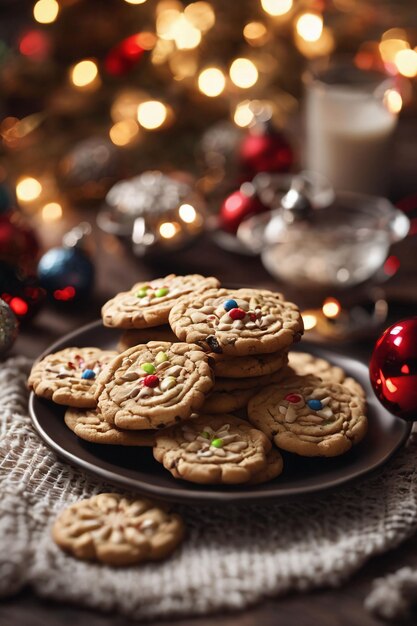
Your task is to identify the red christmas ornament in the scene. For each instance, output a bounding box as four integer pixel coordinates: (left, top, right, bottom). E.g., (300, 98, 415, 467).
(370, 318, 417, 421)
(104, 33, 147, 76)
(0, 261, 46, 323)
(0, 212, 40, 273)
(220, 185, 269, 234)
(238, 128, 293, 181)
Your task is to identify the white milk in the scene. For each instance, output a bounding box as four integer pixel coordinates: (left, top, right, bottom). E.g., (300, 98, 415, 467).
(305, 82, 398, 195)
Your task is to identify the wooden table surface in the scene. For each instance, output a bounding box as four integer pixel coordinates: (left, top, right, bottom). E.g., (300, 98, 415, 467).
(2, 207, 417, 625)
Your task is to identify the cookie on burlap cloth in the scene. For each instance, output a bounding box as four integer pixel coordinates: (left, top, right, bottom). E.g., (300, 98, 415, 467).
(65, 408, 156, 446)
(96, 341, 214, 430)
(52, 493, 184, 566)
(102, 274, 220, 329)
(28, 347, 117, 408)
(248, 374, 368, 457)
(169, 288, 303, 356)
(153, 414, 271, 484)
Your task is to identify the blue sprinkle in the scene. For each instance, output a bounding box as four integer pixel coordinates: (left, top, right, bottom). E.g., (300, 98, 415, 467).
(224, 299, 238, 312)
(81, 369, 96, 380)
(307, 399, 323, 411)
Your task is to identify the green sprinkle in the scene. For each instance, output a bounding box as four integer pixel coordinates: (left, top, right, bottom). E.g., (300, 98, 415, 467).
(155, 287, 169, 298)
(211, 438, 223, 448)
(201, 431, 211, 439)
(136, 289, 148, 298)
(155, 351, 168, 364)
(141, 362, 156, 374)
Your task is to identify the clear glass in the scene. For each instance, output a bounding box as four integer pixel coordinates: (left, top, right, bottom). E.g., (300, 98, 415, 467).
(304, 63, 400, 195)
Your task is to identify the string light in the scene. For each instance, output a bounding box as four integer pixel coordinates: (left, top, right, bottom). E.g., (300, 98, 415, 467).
(234, 101, 255, 127)
(137, 101, 167, 129)
(229, 58, 258, 89)
(322, 298, 341, 318)
(159, 221, 179, 238)
(198, 67, 226, 97)
(296, 13, 323, 43)
(16, 177, 42, 202)
(70, 60, 99, 87)
(33, 0, 59, 24)
(295, 26, 334, 58)
(384, 89, 402, 114)
(395, 49, 417, 77)
(243, 22, 268, 46)
(179, 203, 197, 223)
(109, 120, 139, 146)
(42, 202, 62, 222)
(184, 2, 215, 32)
(260, 0, 292, 16)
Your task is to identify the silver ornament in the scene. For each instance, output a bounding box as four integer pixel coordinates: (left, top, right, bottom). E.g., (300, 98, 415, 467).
(0, 298, 18, 356)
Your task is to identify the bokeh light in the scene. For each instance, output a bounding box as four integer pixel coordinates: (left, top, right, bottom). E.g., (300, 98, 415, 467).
(198, 67, 226, 97)
(109, 119, 139, 145)
(383, 89, 402, 114)
(395, 48, 417, 77)
(234, 101, 255, 127)
(159, 221, 179, 238)
(302, 313, 317, 330)
(184, 2, 215, 32)
(16, 177, 42, 202)
(179, 203, 197, 223)
(70, 60, 99, 87)
(229, 58, 258, 89)
(260, 0, 292, 16)
(322, 298, 341, 318)
(243, 22, 269, 46)
(33, 0, 59, 24)
(42, 202, 62, 222)
(137, 101, 167, 129)
(124, 0, 147, 4)
(296, 12, 323, 42)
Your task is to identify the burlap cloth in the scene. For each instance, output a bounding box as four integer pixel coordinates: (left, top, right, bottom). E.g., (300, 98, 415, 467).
(1, 357, 417, 621)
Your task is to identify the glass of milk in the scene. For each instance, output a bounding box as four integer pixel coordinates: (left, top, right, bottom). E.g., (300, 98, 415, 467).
(305, 63, 400, 196)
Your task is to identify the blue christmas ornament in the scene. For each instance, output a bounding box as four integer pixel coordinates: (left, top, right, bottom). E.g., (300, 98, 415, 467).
(37, 223, 95, 304)
(307, 399, 323, 411)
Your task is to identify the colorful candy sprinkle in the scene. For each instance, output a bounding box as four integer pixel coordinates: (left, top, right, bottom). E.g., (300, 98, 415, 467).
(155, 351, 168, 364)
(211, 438, 223, 448)
(155, 287, 169, 298)
(160, 376, 176, 391)
(143, 374, 160, 388)
(223, 299, 238, 312)
(307, 399, 323, 411)
(285, 393, 303, 403)
(81, 369, 96, 380)
(136, 289, 148, 298)
(229, 308, 246, 320)
(141, 362, 156, 374)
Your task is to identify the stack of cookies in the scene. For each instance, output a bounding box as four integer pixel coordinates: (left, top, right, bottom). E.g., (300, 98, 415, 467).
(29, 273, 368, 487)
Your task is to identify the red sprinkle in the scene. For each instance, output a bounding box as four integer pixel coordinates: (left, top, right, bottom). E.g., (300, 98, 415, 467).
(67, 362, 76, 369)
(229, 308, 246, 320)
(285, 393, 303, 403)
(249, 312, 257, 322)
(143, 375, 160, 388)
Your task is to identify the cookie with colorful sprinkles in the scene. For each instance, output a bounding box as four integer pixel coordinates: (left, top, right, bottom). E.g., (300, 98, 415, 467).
(102, 274, 220, 329)
(28, 347, 117, 408)
(247, 374, 368, 457)
(153, 414, 271, 484)
(64, 407, 156, 446)
(96, 341, 214, 430)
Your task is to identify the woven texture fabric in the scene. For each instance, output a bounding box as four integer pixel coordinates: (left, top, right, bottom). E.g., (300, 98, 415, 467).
(1, 356, 417, 620)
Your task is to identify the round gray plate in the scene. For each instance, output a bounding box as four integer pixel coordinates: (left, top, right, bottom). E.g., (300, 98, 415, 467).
(29, 320, 411, 504)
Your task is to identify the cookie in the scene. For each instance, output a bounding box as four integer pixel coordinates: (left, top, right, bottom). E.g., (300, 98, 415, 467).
(201, 369, 290, 414)
(247, 448, 284, 485)
(153, 414, 271, 484)
(96, 341, 214, 430)
(117, 326, 178, 352)
(210, 349, 288, 378)
(169, 288, 303, 356)
(248, 374, 368, 457)
(287, 351, 366, 402)
(28, 347, 117, 408)
(65, 408, 156, 446)
(52, 493, 184, 566)
(102, 274, 220, 329)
